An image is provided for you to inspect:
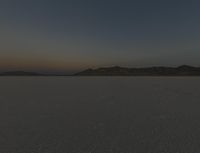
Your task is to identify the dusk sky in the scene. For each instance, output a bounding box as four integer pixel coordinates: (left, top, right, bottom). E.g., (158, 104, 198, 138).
(0, 0, 200, 73)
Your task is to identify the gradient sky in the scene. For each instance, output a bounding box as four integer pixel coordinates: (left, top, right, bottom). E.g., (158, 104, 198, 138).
(0, 0, 200, 73)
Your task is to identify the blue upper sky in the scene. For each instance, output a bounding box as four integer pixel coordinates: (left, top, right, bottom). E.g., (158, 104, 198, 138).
(0, 0, 200, 73)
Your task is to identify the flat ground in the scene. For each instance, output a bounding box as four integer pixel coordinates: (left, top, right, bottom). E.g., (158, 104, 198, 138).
(0, 77, 200, 153)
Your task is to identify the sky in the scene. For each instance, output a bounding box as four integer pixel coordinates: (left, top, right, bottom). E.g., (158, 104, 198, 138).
(0, 0, 200, 73)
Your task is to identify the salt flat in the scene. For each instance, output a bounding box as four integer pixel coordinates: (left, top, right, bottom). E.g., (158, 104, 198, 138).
(0, 77, 200, 153)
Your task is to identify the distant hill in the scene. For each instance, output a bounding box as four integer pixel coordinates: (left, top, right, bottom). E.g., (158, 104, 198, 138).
(0, 71, 43, 76)
(1, 65, 200, 76)
(75, 65, 200, 76)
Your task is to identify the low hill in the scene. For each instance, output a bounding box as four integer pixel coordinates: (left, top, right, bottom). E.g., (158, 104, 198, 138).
(0, 71, 43, 76)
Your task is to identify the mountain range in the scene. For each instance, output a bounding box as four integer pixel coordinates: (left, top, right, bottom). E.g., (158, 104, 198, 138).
(1, 65, 200, 76)
(75, 65, 200, 76)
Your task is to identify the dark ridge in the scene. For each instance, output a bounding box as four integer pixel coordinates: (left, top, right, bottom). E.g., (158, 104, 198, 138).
(0, 71, 72, 76)
(0, 71, 43, 76)
(1, 65, 200, 76)
(75, 65, 200, 76)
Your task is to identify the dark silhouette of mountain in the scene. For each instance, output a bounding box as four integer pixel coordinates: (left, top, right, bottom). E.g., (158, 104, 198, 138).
(0, 71, 43, 76)
(75, 65, 200, 76)
(0, 71, 72, 76)
(1, 65, 200, 76)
